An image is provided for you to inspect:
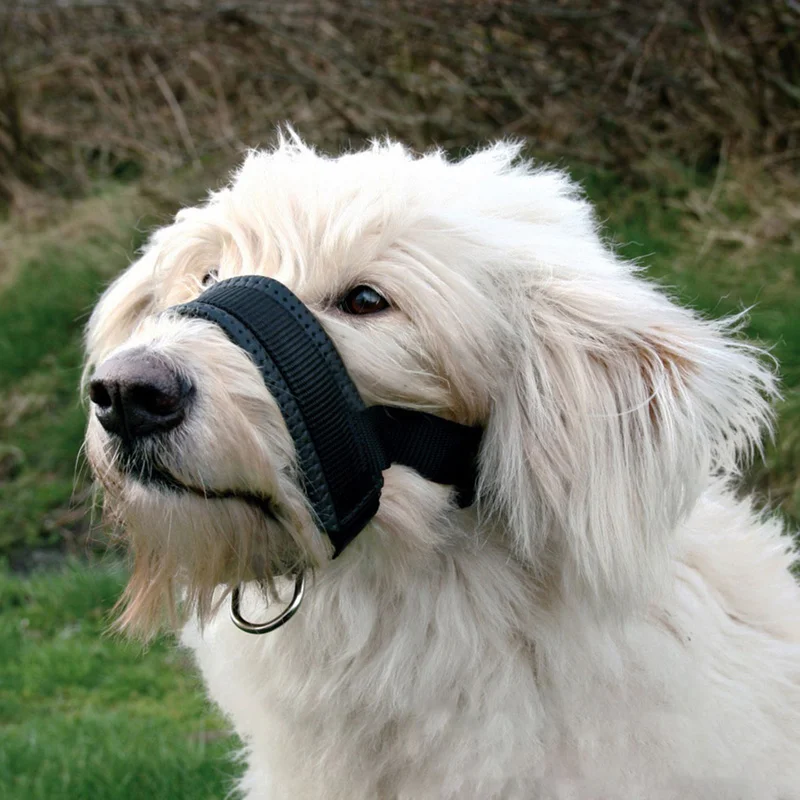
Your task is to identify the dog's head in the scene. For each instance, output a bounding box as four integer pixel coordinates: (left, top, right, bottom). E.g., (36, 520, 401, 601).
(84, 135, 775, 634)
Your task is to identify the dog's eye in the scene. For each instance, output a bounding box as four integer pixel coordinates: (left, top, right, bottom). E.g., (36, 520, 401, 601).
(201, 269, 219, 287)
(339, 285, 390, 315)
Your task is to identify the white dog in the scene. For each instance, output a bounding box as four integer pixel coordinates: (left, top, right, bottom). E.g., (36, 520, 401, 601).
(84, 134, 800, 799)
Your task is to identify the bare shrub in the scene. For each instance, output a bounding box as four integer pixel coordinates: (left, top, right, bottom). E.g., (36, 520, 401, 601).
(0, 1, 798, 207)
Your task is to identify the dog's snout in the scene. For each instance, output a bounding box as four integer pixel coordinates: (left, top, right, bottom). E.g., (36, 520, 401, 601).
(90, 348, 192, 440)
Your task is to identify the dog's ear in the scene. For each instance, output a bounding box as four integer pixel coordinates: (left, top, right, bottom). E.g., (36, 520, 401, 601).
(479, 259, 776, 611)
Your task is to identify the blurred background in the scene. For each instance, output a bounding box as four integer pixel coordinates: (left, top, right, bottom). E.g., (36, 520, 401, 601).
(1, 1, 798, 797)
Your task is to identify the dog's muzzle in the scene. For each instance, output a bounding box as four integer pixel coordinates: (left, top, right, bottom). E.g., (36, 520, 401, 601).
(171, 276, 483, 632)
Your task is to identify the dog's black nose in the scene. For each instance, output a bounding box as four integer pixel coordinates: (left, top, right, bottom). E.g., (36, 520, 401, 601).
(89, 349, 192, 440)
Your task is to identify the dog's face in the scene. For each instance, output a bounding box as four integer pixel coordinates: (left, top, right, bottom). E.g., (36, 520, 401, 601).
(84, 137, 773, 634)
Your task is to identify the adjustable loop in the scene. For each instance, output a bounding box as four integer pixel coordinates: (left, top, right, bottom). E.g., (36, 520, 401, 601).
(230, 572, 306, 634)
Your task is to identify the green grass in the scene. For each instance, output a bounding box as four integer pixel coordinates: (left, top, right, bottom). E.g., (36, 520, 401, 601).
(0, 561, 242, 799)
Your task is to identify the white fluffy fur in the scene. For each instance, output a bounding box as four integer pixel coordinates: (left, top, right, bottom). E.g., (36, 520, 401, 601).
(84, 134, 800, 798)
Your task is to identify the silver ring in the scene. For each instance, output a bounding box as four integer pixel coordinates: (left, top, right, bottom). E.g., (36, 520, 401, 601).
(230, 571, 305, 634)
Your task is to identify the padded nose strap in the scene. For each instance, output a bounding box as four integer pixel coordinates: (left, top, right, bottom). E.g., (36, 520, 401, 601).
(172, 276, 482, 556)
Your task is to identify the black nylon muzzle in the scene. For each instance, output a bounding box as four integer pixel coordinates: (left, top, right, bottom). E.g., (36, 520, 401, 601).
(172, 276, 482, 556)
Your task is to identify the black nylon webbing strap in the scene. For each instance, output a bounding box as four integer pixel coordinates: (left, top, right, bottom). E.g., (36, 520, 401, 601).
(171, 276, 482, 556)
(363, 406, 482, 508)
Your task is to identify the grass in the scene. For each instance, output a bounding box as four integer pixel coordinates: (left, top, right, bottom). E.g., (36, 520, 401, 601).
(0, 155, 796, 798)
(0, 561, 242, 799)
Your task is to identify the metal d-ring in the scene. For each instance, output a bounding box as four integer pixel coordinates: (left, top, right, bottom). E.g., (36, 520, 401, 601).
(230, 571, 306, 634)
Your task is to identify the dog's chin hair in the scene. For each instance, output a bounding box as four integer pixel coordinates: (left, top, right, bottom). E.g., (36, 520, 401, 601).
(103, 479, 322, 639)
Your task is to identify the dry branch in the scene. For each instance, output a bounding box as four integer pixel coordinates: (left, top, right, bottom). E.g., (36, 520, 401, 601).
(0, 0, 798, 207)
